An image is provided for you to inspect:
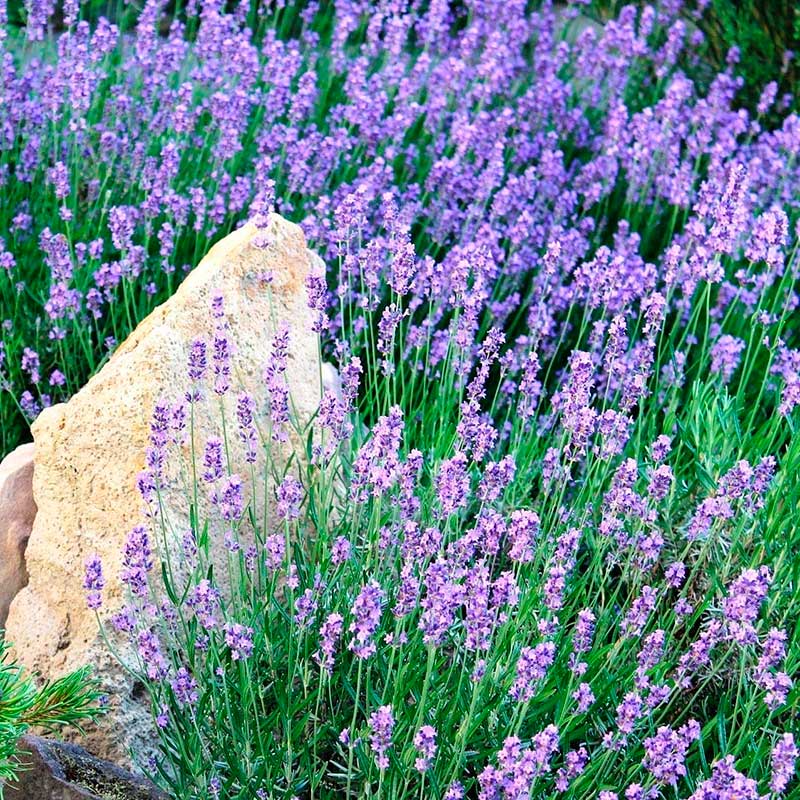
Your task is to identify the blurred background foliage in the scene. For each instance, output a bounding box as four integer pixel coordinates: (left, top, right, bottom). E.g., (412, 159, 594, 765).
(581, 0, 799, 114)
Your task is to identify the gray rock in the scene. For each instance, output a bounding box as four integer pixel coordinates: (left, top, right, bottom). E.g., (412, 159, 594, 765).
(6, 735, 166, 799)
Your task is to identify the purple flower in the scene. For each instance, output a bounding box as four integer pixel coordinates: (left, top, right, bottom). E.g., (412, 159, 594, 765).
(761, 671, 793, 711)
(171, 666, 199, 707)
(419, 560, 463, 646)
(746, 206, 788, 268)
(83, 554, 104, 610)
(393, 562, 420, 619)
(650, 435, 672, 463)
(463, 562, 493, 651)
(677, 620, 724, 686)
(572, 682, 594, 713)
(757, 627, 788, 676)
(47, 161, 70, 199)
(314, 613, 344, 675)
(236, 392, 258, 463)
(331, 537, 352, 565)
(187, 579, 221, 630)
(444, 782, 465, 800)
(507, 509, 539, 563)
(708, 163, 750, 257)
(648, 464, 673, 501)
(305, 271, 329, 333)
(188, 340, 207, 383)
(722, 566, 771, 644)
(49, 369, 66, 387)
(352, 406, 406, 502)
(212, 327, 232, 396)
(710, 335, 745, 383)
(480, 725, 560, 798)
(138, 629, 168, 681)
(276, 475, 303, 520)
(21, 347, 40, 384)
(478, 455, 516, 502)
(622, 586, 658, 637)
(264, 535, 285, 571)
(294, 589, 317, 628)
(121, 524, 153, 598)
(265, 325, 291, 442)
(348, 580, 385, 659)
(665, 561, 686, 588)
(642, 721, 699, 785)
(215, 473, 244, 521)
(510, 642, 556, 702)
(367, 705, 394, 770)
(202, 437, 224, 483)
(111, 606, 136, 634)
(224, 623, 254, 661)
(518, 350, 542, 420)
(572, 608, 596, 658)
(436, 452, 470, 516)
(557, 350, 597, 460)
(413, 725, 437, 772)
(616, 691, 643, 736)
(770, 733, 798, 795)
(688, 755, 761, 800)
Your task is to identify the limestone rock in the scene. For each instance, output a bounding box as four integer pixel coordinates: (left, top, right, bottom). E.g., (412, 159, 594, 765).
(0, 443, 35, 631)
(5, 214, 323, 765)
(6, 735, 166, 799)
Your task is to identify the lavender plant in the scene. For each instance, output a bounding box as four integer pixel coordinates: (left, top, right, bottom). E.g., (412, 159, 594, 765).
(0, 0, 795, 451)
(1, 0, 799, 798)
(90, 246, 799, 799)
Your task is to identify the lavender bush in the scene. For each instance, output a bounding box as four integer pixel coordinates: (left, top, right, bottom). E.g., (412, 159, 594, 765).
(1, 0, 799, 797)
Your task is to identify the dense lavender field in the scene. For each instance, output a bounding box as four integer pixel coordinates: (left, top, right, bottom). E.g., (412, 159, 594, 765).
(1, 0, 799, 798)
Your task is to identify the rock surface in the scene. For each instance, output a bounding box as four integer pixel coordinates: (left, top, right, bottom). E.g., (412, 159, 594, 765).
(5, 214, 323, 765)
(0, 443, 36, 630)
(6, 735, 166, 799)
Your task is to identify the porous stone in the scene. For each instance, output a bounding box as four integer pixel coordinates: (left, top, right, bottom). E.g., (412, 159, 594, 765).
(6, 735, 166, 799)
(0, 443, 36, 630)
(5, 214, 323, 765)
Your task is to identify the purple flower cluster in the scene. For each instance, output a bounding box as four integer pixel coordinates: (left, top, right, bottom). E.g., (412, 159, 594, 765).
(138, 629, 169, 681)
(771, 733, 798, 795)
(413, 725, 437, 772)
(478, 726, 560, 799)
(688, 755, 762, 800)
(83, 554, 104, 610)
(348, 581, 385, 659)
(264, 326, 290, 442)
(121, 524, 153, 598)
(722, 566, 771, 644)
(187, 579, 221, 630)
(510, 642, 556, 702)
(367, 705, 394, 770)
(351, 406, 405, 502)
(224, 623, 254, 661)
(171, 666, 199, 708)
(314, 613, 344, 675)
(642, 721, 700, 786)
(276, 475, 303, 521)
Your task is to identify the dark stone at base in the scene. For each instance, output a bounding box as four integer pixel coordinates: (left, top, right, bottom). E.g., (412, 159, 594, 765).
(5, 735, 167, 800)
